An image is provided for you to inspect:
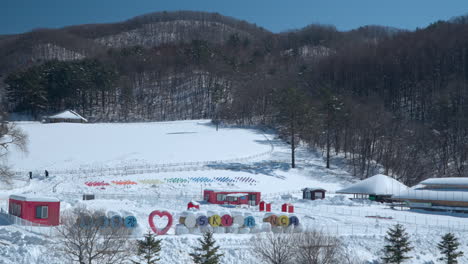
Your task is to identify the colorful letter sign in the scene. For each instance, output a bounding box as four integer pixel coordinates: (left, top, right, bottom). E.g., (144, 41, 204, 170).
(78, 214, 137, 229)
(264, 214, 300, 227)
(289, 216, 299, 226)
(208, 215, 222, 227)
(278, 215, 289, 227)
(244, 216, 256, 228)
(148, 210, 301, 236)
(197, 215, 209, 226)
(125, 216, 137, 228)
(221, 214, 233, 226)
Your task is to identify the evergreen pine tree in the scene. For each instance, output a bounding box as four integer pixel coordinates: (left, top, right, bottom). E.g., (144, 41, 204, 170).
(438, 233, 464, 264)
(382, 224, 413, 264)
(189, 232, 223, 264)
(133, 230, 162, 264)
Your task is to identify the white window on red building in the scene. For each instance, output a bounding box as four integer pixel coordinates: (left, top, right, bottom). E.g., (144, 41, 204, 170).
(227, 196, 237, 202)
(216, 194, 226, 201)
(35, 206, 48, 219)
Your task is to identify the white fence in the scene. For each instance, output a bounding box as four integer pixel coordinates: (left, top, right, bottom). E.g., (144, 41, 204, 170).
(75, 165, 220, 179)
(58, 192, 202, 201)
(314, 216, 468, 236)
(0, 209, 55, 237)
(263, 190, 302, 199)
(305, 204, 468, 234)
(301, 221, 468, 239)
(260, 189, 468, 236)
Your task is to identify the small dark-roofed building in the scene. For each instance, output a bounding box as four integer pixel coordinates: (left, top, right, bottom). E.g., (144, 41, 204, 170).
(302, 187, 326, 200)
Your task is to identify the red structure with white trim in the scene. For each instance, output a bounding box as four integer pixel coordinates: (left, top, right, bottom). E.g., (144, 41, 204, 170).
(203, 189, 261, 205)
(281, 203, 294, 213)
(8, 195, 60, 226)
(187, 200, 200, 210)
(259, 201, 272, 212)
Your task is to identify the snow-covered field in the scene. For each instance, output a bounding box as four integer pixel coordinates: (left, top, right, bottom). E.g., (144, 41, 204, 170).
(7, 120, 271, 171)
(2, 120, 468, 264)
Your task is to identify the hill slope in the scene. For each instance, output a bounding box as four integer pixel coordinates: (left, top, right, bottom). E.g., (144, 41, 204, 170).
(2, 120, 468, 264)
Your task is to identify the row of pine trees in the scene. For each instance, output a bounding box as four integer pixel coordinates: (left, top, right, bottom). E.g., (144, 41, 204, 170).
(134, 224, 463, 264)
(383, 224, 463, 264)
(134, 231, 222, 264)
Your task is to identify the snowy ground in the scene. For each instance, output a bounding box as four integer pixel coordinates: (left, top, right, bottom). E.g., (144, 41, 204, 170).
(2, 120, 468, 264)
(7, 120, 271, 172)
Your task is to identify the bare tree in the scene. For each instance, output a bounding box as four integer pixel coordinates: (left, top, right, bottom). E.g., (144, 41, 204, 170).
(293, 230, 342, 264)
(253, 231, 359, 264)
(0, 110, 27, 182)
(56, 207, 133, 264)
(275, 86, 310, 168)
(339, 246, 365, 264)
(252, 233, 295, 264)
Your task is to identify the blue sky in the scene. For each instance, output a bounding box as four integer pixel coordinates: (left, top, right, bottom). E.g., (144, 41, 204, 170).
(1, 0, 468, 35)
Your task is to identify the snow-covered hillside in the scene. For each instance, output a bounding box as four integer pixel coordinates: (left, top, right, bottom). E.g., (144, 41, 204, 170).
(2, 120, 468, 264)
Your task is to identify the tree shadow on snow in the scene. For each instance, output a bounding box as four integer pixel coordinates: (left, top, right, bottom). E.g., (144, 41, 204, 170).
(0, 215, 12, 226)
(206, 160, 289, 179)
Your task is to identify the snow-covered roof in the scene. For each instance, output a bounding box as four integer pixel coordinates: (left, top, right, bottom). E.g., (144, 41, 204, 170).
(205, 189, 258, 193)
(46, 110, 87, 122)
(302, 187, 326, 192)
(336, 174, 409, 196)
(9, 195, 60, 202)
(420, 177, 468, 186)
(226, 193, 248, 198)
(393, 190, 468, 202)
(189, 200, 200, 205)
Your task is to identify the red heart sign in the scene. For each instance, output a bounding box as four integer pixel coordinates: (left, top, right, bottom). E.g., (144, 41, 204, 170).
(148, 210, 173, 235)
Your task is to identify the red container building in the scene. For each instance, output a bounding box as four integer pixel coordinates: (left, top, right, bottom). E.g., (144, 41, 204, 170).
(259, 201, 272, 212)
(281, 203, 294, 213)
(8, 195, 60, 226)
(203, 189, 261, 205)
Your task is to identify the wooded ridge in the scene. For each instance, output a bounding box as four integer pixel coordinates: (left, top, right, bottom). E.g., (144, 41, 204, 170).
(2, 11, 468, 184)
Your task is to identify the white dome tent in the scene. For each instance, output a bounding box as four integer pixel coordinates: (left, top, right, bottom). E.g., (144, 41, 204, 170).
(336, 174, 409, 201)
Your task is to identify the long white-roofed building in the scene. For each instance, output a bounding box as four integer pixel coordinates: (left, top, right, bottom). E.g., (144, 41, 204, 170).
(393, 177, 468, 211)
